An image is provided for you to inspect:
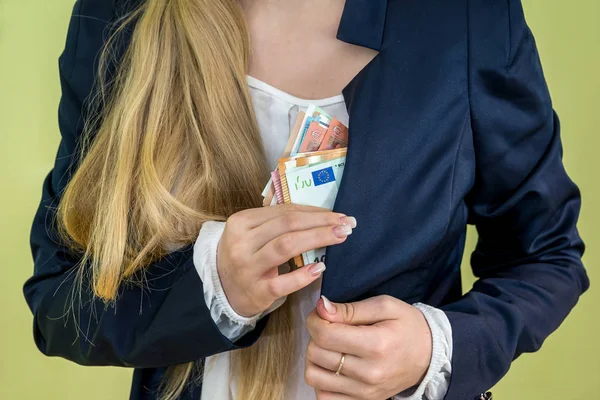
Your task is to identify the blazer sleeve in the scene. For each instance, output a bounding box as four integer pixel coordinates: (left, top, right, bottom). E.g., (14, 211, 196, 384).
(23, 0, 266, 368)
(441, 1, 589, 398)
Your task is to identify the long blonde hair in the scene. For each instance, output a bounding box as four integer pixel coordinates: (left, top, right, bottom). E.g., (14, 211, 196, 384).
(57, 0, 295, 399)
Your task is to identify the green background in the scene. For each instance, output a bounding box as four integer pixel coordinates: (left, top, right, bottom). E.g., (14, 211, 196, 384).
(1, 0, 598, 398)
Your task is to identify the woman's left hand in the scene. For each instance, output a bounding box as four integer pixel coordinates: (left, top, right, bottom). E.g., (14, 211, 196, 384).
(304, 295, 433, 400)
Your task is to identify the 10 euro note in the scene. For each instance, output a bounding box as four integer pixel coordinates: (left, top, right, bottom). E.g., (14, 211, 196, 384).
(277, 148, 347, 205)
(284, 157, 346, 265)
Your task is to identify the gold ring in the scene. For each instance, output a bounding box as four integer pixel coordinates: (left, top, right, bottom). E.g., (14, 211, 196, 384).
(334, 353, 345, 376)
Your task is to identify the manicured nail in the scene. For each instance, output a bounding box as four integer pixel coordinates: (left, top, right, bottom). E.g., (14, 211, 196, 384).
(333, 224, 353, 237)
(340, 216, 357, 228)
(308, 262, 326, 276)
(321, 295, 336, 314)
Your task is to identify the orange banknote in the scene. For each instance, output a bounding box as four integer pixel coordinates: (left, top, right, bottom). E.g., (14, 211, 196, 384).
(318, 118, 348, 150)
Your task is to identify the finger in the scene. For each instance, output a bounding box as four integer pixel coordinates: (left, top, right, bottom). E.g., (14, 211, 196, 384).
(248, 211, 351, 251)
(304, 359, 366, 397)
(306, 340, 373, 384)
(314, 389, 356, 400)
(260, 262, 326, 299)
(306, 312, 379, 358)
(230, 204, 333, 230)
(254, 225, 351, 269)
(317, 295, 406, 325)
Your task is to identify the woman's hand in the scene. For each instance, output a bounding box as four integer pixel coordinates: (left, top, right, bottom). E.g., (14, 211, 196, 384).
(305, 295, 433, 400)
(217, 204, 356, 317)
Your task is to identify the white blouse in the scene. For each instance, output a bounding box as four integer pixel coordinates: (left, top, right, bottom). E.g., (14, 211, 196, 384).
(192, 76, 453, 400)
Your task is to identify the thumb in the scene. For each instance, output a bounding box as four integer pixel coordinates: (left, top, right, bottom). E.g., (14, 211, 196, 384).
(317, 295, 403, 325)
(317, 295, 408, 325)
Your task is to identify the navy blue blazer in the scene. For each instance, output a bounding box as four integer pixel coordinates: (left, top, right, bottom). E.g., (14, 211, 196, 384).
(24, 0, 589, 399)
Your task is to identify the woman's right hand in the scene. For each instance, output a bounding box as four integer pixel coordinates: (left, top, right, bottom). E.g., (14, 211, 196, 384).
(217, 204, 356, 317)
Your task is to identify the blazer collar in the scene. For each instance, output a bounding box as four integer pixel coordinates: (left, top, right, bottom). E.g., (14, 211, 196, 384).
(336, 0, 388, 51)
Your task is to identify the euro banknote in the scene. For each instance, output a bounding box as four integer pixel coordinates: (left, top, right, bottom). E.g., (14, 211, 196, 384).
(291, 105, 332, 156)
(262, 104, 349, 267)
(284, 157, 346, 264)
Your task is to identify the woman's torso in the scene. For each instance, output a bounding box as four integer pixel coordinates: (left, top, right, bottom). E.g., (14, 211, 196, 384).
(75, 0, 479, 398)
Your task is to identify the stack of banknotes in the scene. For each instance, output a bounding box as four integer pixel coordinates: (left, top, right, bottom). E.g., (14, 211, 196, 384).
(261, 104, 349, 267)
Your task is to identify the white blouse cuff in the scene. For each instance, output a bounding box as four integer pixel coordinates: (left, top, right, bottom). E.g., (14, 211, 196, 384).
(193, 221, 272, 342)
(392, 303, 453, 400)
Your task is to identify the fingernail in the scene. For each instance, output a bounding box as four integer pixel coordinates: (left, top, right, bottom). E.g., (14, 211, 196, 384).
(340, 216, 357, 228)
(321, 295, 336, 314)
(333, 224, 353, 237)
(308, 262, 326, 276)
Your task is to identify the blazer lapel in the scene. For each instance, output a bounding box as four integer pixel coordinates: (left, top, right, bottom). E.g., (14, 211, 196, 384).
(336, 0, 388, 51)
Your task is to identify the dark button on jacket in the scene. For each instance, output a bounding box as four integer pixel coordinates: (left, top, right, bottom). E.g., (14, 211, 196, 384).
(24, 0, 589, 399)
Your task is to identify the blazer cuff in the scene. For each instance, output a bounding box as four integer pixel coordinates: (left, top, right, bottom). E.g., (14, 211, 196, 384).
(392, 303, 453, 400)
(193, 221, 284, 342)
